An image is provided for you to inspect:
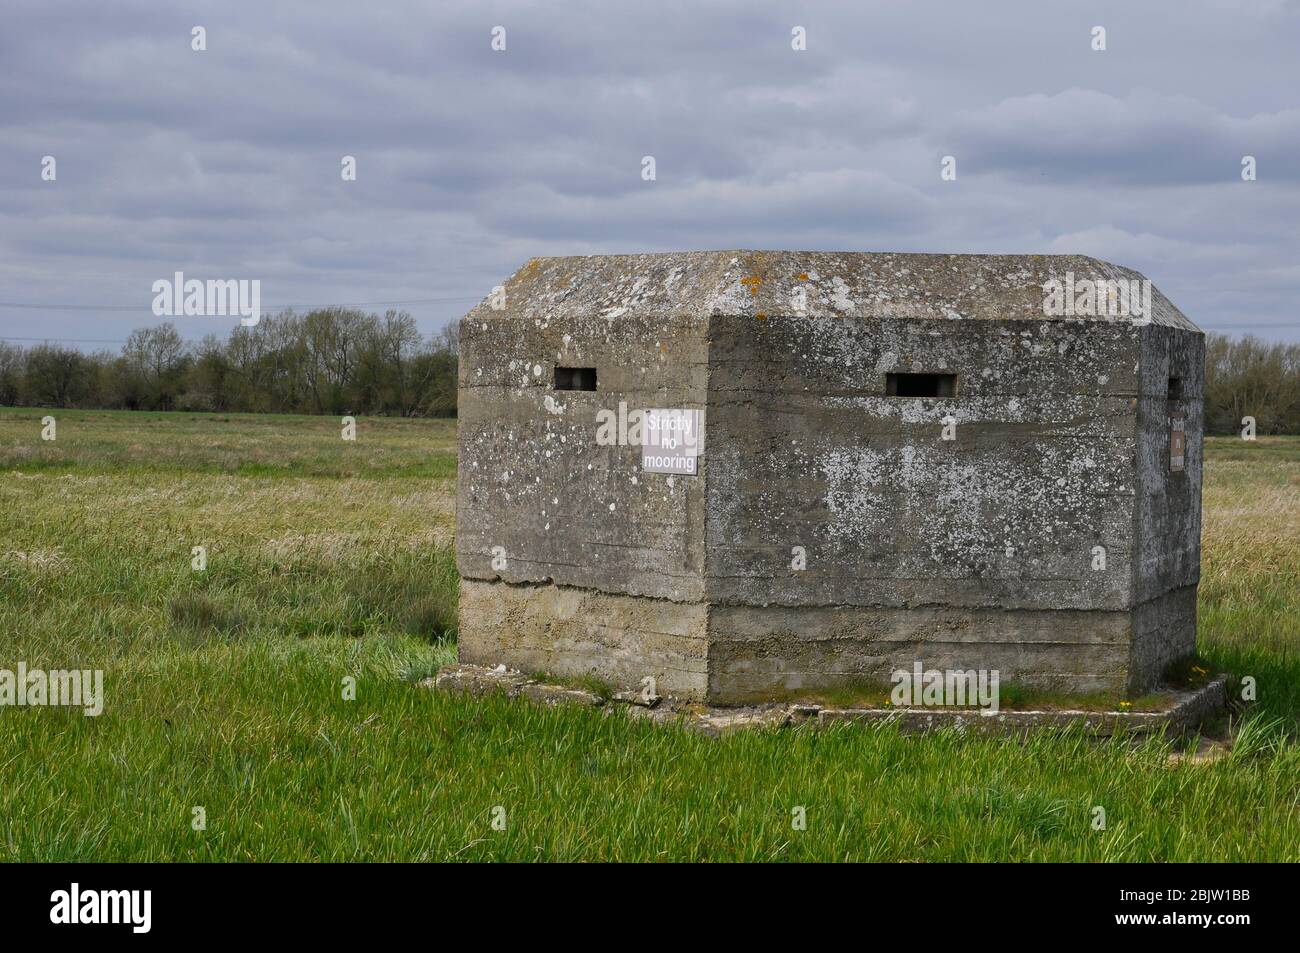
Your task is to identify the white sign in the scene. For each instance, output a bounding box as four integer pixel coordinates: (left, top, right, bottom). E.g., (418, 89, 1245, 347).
(641, 408, 703, 475)
(1169, 414, 1185, 472)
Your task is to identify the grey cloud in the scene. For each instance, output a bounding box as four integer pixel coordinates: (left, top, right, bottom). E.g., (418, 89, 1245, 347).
(0, 0, 1297, 344)
(948, 88, 1300, 184)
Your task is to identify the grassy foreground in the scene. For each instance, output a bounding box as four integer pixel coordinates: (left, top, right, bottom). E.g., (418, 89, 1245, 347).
(0, 408, 1296, 861)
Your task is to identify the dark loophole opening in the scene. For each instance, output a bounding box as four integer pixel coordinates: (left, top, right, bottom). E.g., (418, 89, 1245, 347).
(886, 372, 957, 398)
(1168, 376, 1183, 400)
(554, 366, 597, 391)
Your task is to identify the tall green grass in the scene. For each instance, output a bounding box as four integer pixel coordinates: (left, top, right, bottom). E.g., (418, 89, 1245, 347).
(0, 412, 1296, 861)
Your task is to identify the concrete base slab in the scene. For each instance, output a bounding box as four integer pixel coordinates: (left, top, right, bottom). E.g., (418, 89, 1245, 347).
(818, 674, 1228, 737)
(426, 665, 1229, 738)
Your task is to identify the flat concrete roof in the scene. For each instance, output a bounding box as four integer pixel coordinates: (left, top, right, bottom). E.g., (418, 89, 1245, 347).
(469, 251, 1200, 332)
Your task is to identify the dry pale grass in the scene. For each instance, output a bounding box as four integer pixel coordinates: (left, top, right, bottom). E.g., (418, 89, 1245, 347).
(1199, 440, 1300, 609)
(0, 411, 1295, 861)
(1202, 468, 1298, 582)
(0, 548, 67, 572)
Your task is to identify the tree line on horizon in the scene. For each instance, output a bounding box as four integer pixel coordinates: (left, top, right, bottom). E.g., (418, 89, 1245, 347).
(1203, 334, 1300, 435)
(1, 320, 1298, 433)
(0, 308, 458, 418)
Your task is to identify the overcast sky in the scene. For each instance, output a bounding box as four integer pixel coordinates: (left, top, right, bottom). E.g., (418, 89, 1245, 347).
(2, 0, 1299, 349)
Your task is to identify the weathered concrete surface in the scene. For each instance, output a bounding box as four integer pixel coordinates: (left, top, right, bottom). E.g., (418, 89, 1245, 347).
(816, 674, 1227, 737)
(520, 682, 605, 708)
(456, 252, 1203, 703)
(427, 665, 1229, 738)
(457, 579, 709, 698)
(465, 251, 1195, 329)
(456, 305, 708, 601)
(1129, 585, 1199, 694)
(1130, 324, 1204, 691)
(706, 316, 1140, 613)
(432, 664, 530, 698)
(707, 603, 1132, 701)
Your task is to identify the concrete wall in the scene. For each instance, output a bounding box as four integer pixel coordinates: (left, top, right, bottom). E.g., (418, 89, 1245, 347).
(455, 253, 1203, 703)
(1128, 586, 1198, 693)
(705, 314, 1141, 611)
(1128, 324, 1204, 689)
(456, 309, 708, 601)
(459, 579, 709, 697)
(456, 297, 710, 690)
(707, 603, 1133, 701)
(700, 313, 1153, 698)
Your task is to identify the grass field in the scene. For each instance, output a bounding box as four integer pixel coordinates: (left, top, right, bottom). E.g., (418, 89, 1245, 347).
(1, 408, 1296, 861)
